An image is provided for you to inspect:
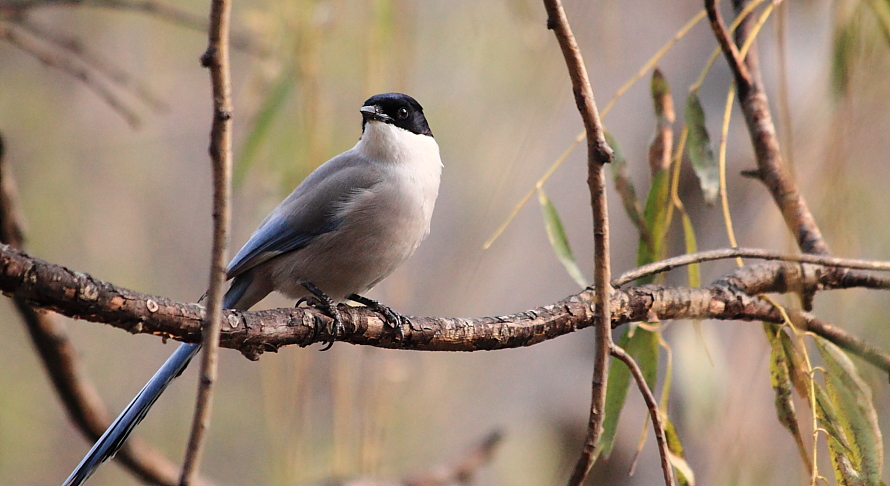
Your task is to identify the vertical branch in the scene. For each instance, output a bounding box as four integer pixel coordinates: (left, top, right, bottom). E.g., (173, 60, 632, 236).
(540, 1, 614, 484)
(179, 0, 233, 482)
(706, 0, 829, 255)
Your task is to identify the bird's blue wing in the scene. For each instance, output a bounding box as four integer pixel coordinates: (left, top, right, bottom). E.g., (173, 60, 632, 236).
(226, 215, 337, 278)
(226, 149, 382, 279)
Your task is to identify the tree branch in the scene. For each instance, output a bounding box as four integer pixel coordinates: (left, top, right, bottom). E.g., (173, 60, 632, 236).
(541, 1, 614, 483)
(179, 0, 233, 481)
(612, 247, 890, 288)
(706, 0, 829, 256)
(5, 244, 890, 365)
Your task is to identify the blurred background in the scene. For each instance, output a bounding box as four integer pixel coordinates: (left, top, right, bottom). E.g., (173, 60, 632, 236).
(1, 0, 889, 484)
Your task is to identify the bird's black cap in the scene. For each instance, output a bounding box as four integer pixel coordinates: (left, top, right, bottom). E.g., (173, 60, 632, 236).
(361, 93, 433, 137)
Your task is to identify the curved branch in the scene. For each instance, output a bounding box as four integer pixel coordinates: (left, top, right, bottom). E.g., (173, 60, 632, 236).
(613, 247, 890, 287)
(610, 345, 675, 486)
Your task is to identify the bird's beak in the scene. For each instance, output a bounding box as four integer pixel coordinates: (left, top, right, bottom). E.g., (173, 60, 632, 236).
(360, 104, 391, 123)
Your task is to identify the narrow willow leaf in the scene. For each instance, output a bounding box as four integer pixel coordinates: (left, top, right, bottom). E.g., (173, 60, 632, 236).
(636, 168, 671, 273)
(664, 418, 695, 486)
(651, 67, 675, 121)
(600, 163, 669, 460)
(680, 213, 700, 287)
(832, 14, 860, 99)
(536, 187, 589, 288)
(779, 330, 809, 398)
(235, 72, 296, 186)
(763, 324, 811, 472)
(649, 67, 675, 175)
(816, 384, 862, 485)
(599, 329, 659, 458)
(684, 92, 719, 205)
(817, 339, 884, 482)
(608, 132, 649, 241)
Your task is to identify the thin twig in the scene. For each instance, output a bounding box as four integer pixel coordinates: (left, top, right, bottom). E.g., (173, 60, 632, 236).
(541, 1, 613, 484)
(403, 430, 503, 485)
(612, 247, 890, 287)
(0, 22, 141, 127)
(794, 311, 890, 374)
(14, 16, 168, 111)
(610, 344, 675, 486)
(1, 0, 265, 54)
(178, 0, 233, 482)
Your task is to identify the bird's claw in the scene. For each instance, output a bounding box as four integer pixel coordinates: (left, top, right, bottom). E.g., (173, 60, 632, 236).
(300, 283, 344, 351)
(348, 294, 410, 341)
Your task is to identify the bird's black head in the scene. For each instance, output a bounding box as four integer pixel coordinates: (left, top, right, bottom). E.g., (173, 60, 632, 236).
(361, 93, 433, 137)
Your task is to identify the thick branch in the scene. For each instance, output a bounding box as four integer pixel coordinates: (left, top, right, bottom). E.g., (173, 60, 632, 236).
(4, 244, 888, 367)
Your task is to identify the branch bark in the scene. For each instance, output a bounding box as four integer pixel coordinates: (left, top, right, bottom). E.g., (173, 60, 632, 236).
(706, 0, 829, 256)
(4, 245, 889, 368)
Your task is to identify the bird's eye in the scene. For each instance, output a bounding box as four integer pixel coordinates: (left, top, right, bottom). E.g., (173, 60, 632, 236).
(397, 107, 409, 119)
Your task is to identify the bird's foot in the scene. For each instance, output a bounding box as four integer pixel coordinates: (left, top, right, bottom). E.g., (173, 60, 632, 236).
(299, 283, 344, 351)
(348, 294, 411, 340)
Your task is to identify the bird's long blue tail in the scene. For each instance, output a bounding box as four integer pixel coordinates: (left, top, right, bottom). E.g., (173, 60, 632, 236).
(61, 286, 245, 486)
(62, 342, 201, 486)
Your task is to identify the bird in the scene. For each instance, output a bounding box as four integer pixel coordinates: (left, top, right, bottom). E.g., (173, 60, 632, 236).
(62, 92, 442, 485)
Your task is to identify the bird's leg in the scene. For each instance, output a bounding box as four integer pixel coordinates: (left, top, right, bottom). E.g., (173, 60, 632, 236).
(347, 293, 411, 340)
(300, 282, 343, 351)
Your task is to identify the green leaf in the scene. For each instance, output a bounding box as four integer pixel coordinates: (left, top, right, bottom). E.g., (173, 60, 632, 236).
(815, 383, 862, 485)
(536, 187, 589, 288)
(651, 67, 673, 121)
(763, 324, 811, 471)
(235, 71, 296, 186)
(599, 162, 669, 461)
(664, 417, 695, 486)
(636, 168, 671, 275)
(779, 329, 809, 399)
(608, 132, 649, 242)
(680, 212, 699, 287)
(817, 339, 884, 483)
(832, 13, 860, 99)
(599, 328, 658, 458)
(684, 92, 719, 205)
